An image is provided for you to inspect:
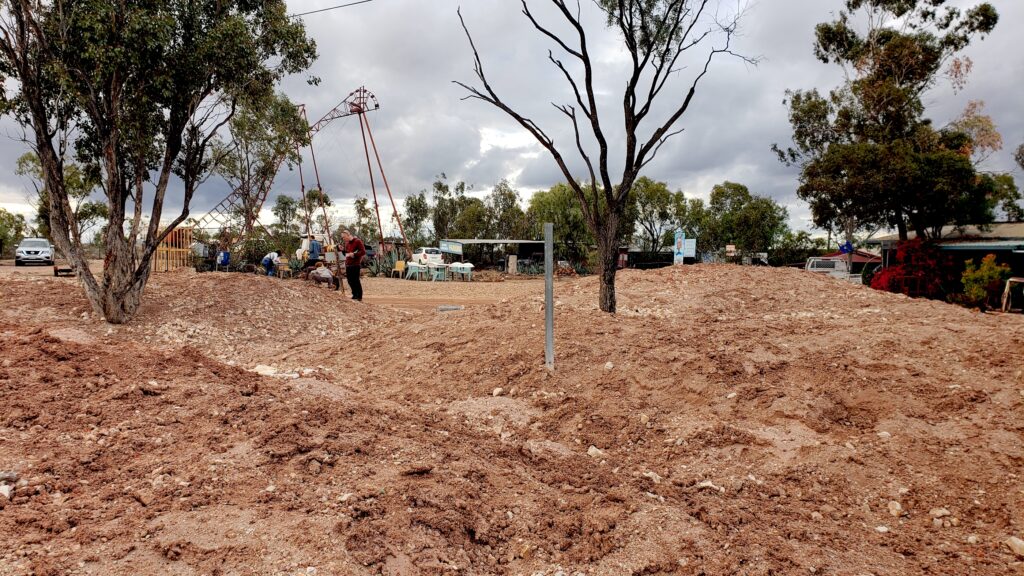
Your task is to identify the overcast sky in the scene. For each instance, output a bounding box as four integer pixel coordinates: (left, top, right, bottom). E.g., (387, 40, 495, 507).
(1, 0, 1021, 237)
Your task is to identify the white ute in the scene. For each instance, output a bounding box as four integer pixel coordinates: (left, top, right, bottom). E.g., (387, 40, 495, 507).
(805, 257, 862, 284)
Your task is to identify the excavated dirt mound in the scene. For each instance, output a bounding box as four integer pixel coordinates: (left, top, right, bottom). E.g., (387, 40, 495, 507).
(1, 265, 1023, 575)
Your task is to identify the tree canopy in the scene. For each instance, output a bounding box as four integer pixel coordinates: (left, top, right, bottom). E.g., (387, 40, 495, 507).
(0, 0, 316, 322)
(775, 0, 999, 241)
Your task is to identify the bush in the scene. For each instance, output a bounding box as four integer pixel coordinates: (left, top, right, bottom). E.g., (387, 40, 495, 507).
(367, 250, 400, 277)
(869, 239, 955, 300)
(958, 254, 1011, 310)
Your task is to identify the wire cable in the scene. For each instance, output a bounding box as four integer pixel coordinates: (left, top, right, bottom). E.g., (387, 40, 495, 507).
(289, 0, 375, 18)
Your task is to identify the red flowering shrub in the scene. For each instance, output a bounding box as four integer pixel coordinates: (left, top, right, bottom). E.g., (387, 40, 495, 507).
(869, 239, 955, 299)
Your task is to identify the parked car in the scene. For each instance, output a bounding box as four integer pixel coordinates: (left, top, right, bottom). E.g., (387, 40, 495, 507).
(411, 247, 443, 265)
(805, 257, 861, 283)
(15, 238, 54, 266)
(362, 244, 377, 268)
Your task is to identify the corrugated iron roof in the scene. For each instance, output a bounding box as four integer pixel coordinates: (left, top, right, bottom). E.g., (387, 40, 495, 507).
(868, 222, 1024, 243)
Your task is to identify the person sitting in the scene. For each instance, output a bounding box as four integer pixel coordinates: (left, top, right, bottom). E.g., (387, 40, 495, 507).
(309, 262, 340, 290)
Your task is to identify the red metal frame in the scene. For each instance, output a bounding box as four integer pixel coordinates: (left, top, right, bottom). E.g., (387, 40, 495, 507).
(193, 86, 409, 261)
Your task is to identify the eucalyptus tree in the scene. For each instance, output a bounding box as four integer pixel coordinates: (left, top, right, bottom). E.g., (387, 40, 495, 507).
(0, 0, 316, 322)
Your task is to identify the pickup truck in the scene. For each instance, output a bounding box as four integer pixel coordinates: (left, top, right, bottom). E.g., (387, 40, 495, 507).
(805, 257, 862, 284)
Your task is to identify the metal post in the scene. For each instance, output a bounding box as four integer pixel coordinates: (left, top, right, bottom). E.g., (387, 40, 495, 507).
(544, 222, 554, 370)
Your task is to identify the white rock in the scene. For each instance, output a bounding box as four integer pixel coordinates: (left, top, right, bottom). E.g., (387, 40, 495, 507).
(696, 480, 725, 493)
(642, 470, 662, 484)
(639, 413, 650, 425)
(811, 511, 824, 521)
(0, 485, 12, 499)
(604, 361, 614, 370)
(587, 445, 606, 458)
(967, 535, 980, 545)
(492, 387, 503, 397)
(876, 431, 892, 439)
(1006, 536, 1024, 558)
(887, 501, 902, 517)
(253, 364, 277, 376)
(265, 484, 276, 493)
(726, 392, 737, 399)
(875, 526, 889, 533)
(929, 507, 951, 518)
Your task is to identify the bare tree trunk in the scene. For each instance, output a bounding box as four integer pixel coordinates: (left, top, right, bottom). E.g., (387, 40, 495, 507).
(596, 213, 620, 313)
(844, 218, 854, 275)
(896, 208, 908, 241)
(100, 222, 150, 323)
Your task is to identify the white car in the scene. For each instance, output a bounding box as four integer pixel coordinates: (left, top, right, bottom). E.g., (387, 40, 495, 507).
(15, 238, 54, 266)
(805, 257, 862, 284)
(411, 247, 444, 265)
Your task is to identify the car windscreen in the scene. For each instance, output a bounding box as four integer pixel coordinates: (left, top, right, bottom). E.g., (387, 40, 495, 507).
(20, 239, 49, 248)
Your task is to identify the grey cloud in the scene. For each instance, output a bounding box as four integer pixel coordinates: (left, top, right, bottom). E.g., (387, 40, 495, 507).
(1, 0, 1020, 237)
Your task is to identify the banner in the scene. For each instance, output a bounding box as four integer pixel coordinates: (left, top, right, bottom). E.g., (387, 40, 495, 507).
(673, 230, 686, 265)
(439, 240, 463, 255)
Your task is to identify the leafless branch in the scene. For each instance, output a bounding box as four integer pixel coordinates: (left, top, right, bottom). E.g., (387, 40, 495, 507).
(554, 103, 598, 193)
(454, 6, 599, 227)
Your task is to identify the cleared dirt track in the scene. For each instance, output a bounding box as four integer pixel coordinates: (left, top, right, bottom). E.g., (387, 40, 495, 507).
(1, 265, 1022, 575)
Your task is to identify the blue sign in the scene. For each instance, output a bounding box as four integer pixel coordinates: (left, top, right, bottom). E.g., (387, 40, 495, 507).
(839, 241, 853, 254)
(439, 240, 463, 256)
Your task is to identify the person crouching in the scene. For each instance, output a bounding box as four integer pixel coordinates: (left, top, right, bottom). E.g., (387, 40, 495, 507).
(309, 262, 340, 291)
(261, 249, 283, 276)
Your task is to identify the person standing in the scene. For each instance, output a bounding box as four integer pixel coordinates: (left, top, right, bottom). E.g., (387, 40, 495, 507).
(304, 234, 322, 269)
(340, 229, 365, 301)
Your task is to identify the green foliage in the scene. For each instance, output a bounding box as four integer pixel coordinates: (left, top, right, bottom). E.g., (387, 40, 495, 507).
(402, 192, 431, 247)
(770, 230, 828, 266)
(212, 93, 309, 232)
(15, 152, 107, 240)
(776, 0, 1000, 240)
(959, 254, 1011, 310)
(271, 195, 302, 237)
(527, 183, 592, 263)
(0, 209, 28, 257)
(667, 195, 710, 255)
(367, 249, 401, 277)
(487, 179, 529, 241)
(633, 177, 679, 253)
(703, 182, 789, 256)
(985, 174, 1024, 221)
(0, 0, 316, 322)
(430, 174, 472, 242)
(352, 196, 378, 242)
(234, 233, 275, 269)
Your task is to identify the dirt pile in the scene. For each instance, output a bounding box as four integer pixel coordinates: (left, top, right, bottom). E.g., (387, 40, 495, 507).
(1, 264, 1023, 575)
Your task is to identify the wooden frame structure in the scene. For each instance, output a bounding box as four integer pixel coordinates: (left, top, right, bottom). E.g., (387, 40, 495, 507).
(153, 227, 193, 273)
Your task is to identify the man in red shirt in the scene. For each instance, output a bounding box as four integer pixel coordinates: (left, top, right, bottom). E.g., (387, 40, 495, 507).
(340, 229, 365, 301)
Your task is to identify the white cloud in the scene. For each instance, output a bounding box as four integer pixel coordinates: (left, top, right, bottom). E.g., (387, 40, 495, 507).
(0, 0, 1019, 236)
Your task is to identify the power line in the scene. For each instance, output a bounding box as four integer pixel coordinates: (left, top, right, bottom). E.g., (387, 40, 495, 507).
(289, 0, 375, 18)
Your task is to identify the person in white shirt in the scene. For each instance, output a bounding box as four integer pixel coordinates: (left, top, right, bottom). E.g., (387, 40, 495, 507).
(261, 250, 282, 277)
(308, 262, 340, 290)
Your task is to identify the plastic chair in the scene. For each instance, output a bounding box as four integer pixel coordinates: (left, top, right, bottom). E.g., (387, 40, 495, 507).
(391, 260, 406, 278)
(430, 264, 447, 281)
